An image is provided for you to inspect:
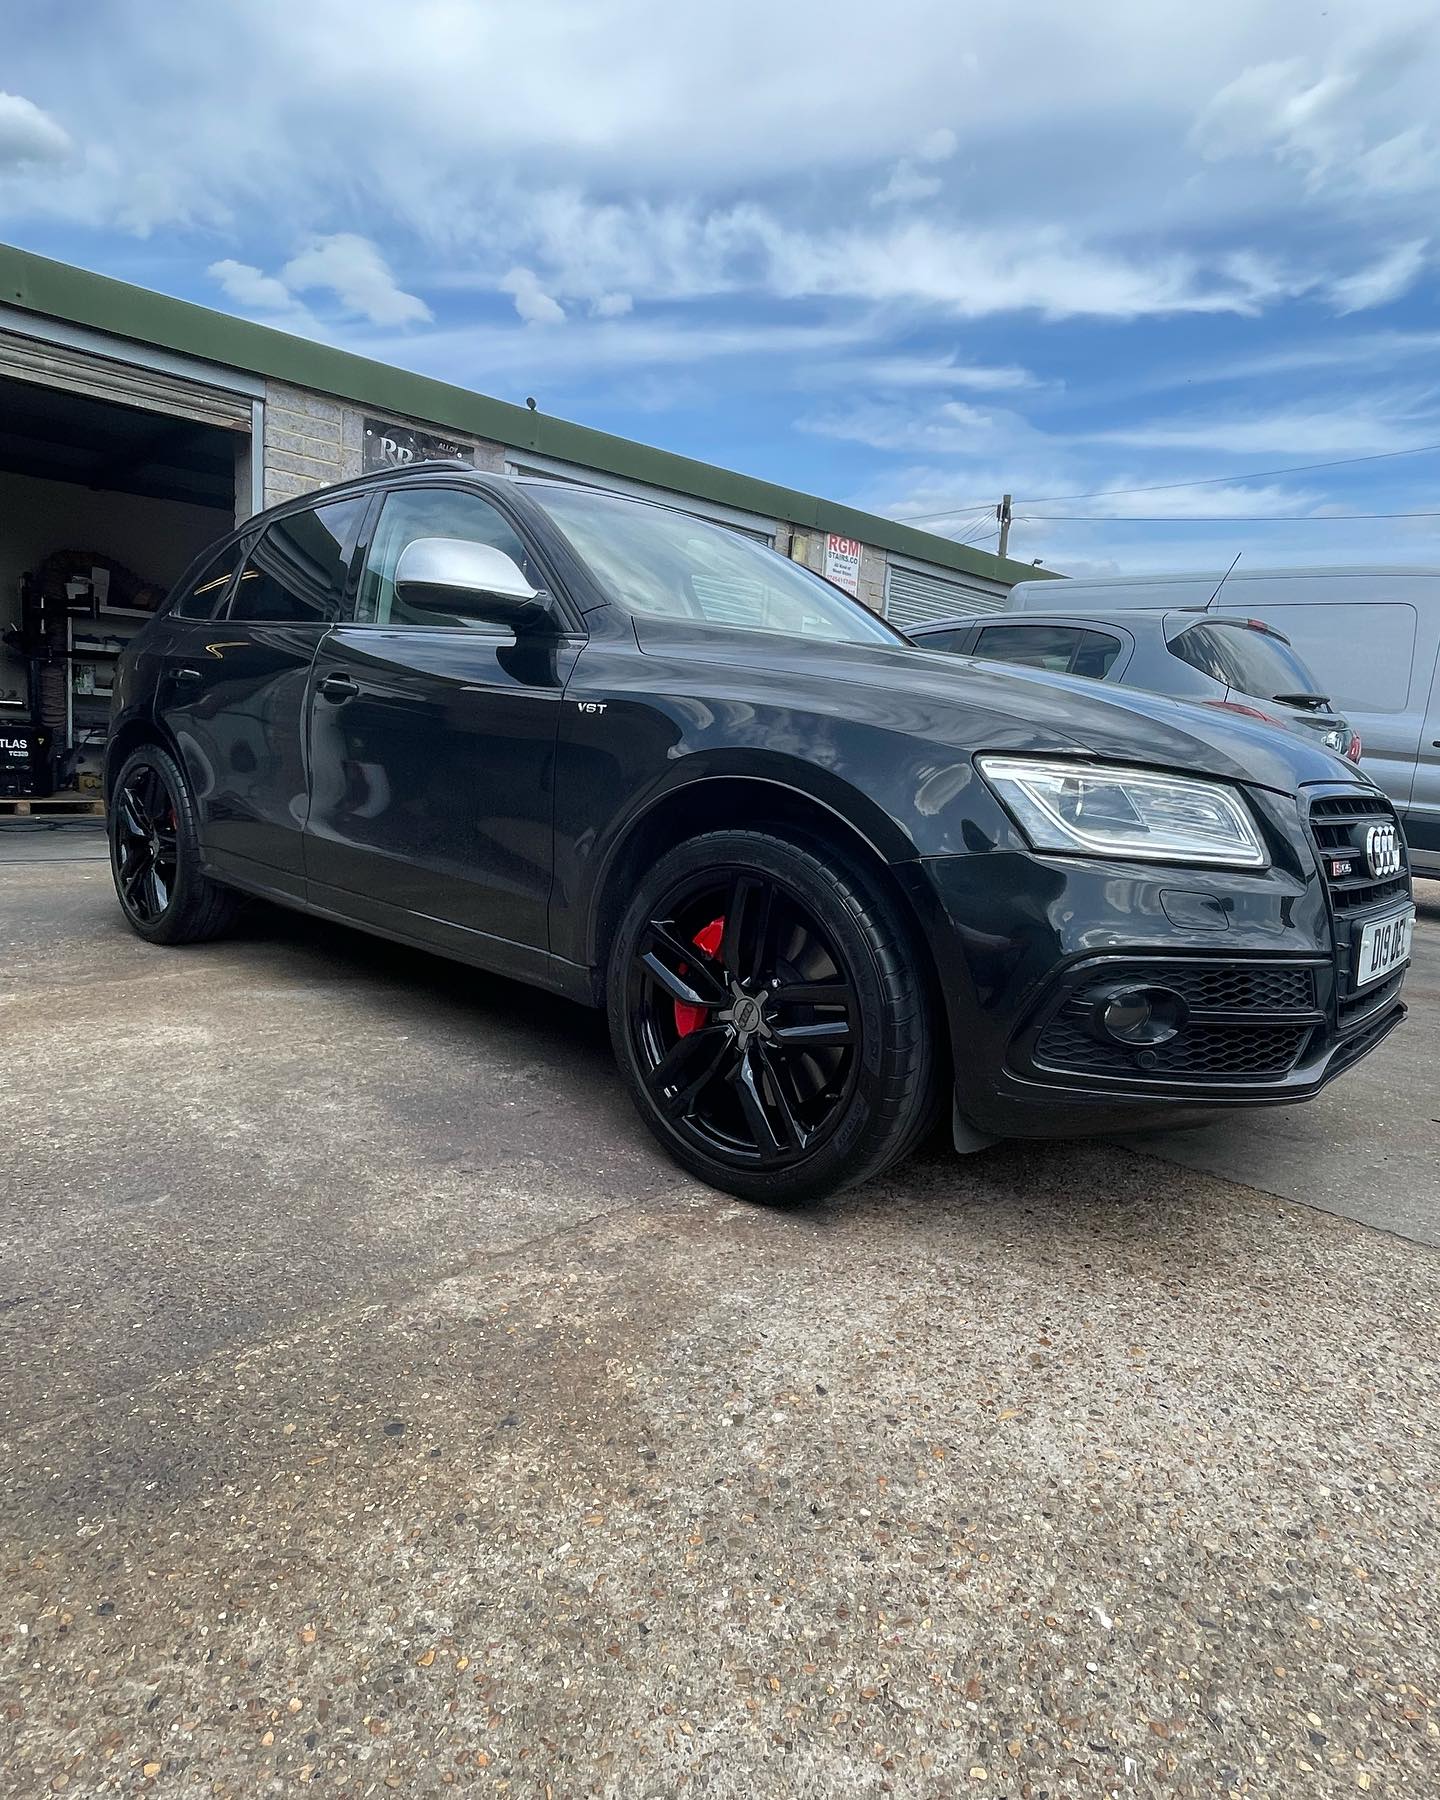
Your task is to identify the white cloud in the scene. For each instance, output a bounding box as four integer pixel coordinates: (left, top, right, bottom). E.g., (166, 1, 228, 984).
(1328, 240, 1429, 313)
(1191, 32, 1440, 202)
(499, 266, 566, 326)
(0, 91, 72, 166)
(871, 123, 957, 206)
(834, 353, 1040, 392)
(916, 127, 958, 163)
(590, 292, 633, 318)
(870, 165, 943, 207)
(1090, 399, 1440, 456)
(207, 257, 297, 313)
(281, 233, 430, 327)
(803, 397, 1005, 455)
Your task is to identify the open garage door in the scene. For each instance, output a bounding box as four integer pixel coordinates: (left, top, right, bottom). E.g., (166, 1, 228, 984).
(0, 328, 253, 811)
(0, 326, 254, 433)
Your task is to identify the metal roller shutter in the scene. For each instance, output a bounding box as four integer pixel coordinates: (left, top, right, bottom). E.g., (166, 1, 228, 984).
(0, 327, 253, 432)
(884, 562, 1009, 629)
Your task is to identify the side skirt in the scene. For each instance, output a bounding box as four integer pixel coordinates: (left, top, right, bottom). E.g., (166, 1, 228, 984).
(202, 860, 596, 1008)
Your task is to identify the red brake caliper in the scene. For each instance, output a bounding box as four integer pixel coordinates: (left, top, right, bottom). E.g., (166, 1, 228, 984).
(674, 916, 724, 1036)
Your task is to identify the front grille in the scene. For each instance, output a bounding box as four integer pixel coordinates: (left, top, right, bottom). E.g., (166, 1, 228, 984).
(1034, 1011, 1312, 1080)
(1132, 962, 1314, 1013)
(1308, 791, 1410, 920)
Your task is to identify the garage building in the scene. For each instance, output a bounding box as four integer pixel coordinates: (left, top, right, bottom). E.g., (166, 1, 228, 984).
(0, 244, 1050, 806)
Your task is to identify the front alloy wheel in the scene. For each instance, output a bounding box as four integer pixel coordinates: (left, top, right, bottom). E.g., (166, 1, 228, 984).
(629, 868, 860, 1168)
(609, 830, 936, 1204)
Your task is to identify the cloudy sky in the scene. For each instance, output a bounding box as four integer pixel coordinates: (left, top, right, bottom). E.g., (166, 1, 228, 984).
(3, 0, 1440, 574)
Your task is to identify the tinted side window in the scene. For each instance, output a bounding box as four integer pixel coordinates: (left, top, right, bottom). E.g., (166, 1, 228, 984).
(1071, 630, 1124, 679)
(173, 544, 244, 620)
(913, 629, 972, 654)
(229, 497, 366, 624)
(972, 623, 1085, 672)
(357, 487, 536, 627)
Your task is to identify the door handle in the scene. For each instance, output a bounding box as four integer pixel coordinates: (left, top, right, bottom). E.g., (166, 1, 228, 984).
(171, 666, 202, 686)
(318, 673, 360, 703)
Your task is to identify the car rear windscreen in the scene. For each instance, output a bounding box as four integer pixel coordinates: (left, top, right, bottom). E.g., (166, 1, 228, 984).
(1168, 621, 1329, 700)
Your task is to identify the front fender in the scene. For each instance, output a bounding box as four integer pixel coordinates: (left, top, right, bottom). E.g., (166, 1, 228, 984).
(549, 635, 1030, 969)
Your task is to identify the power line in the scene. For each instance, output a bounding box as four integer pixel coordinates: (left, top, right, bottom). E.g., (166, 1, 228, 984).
(899, 440, 1440, 521)
(1020, 509, 1440, 523)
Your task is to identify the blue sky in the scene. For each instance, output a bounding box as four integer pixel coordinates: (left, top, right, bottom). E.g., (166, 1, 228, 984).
(3, 0, 1440, 574)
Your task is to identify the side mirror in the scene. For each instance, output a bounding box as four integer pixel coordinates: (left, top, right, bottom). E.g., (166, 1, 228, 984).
(393, 537, 552, 630)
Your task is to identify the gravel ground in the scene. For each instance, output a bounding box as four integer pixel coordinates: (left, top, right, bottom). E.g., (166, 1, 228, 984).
(2, 856, 1437, 1798)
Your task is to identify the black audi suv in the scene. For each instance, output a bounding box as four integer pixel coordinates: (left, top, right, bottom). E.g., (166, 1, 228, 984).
(106, 465, 1414, 1203)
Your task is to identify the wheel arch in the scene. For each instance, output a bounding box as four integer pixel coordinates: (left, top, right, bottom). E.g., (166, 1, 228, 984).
(104, 710, 180, 804)
(586, 772, 943, 1019)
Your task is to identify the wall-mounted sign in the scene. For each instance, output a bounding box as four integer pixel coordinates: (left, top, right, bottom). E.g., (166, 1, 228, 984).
(363, 419, 475, 473)
(824, 533, 862, 596)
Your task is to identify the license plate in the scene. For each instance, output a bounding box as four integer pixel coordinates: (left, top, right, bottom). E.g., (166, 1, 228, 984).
(1354, 906, 1414, 988)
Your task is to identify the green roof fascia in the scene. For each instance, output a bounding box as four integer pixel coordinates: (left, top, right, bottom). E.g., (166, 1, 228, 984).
(1, 242, 1056, 585)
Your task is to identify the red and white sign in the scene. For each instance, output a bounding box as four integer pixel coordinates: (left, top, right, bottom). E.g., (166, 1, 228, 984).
(824, 533, 862, 596)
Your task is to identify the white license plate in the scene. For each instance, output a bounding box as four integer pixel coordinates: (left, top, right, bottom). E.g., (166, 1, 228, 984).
(1355, 906, 1414, 988)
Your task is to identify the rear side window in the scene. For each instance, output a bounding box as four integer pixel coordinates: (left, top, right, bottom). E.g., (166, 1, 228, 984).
(1169, 622, 1326, 700)
(229, 497, 367, 624)
(972, 623, 1085, 671)
(971, 622, 1123, 679)
(1071, 630, 1123, 679)
(912, 628, 972, 654)
(173, 544, 244, 620)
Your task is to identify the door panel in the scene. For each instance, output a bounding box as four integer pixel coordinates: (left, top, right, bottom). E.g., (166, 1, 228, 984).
(305, 628, 574, 947)
(157, 496, 365, 892)
(303, 484, 575, 951)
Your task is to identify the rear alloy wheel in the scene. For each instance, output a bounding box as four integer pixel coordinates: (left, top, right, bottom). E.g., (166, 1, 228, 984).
(609, 830, 936, 1204)
(114, 759, 179, 925)
(109, 744, 241, 945)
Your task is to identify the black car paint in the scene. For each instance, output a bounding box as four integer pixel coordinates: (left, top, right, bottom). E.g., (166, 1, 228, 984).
(108, 467, 1410, 1147)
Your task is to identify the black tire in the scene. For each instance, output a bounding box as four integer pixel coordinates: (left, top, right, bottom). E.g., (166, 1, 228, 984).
(607, 829, 937, 1205)
(108, 743, 242, 945)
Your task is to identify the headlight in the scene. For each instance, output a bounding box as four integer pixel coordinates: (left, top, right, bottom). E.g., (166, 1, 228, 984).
(977, 756, 1268, 867)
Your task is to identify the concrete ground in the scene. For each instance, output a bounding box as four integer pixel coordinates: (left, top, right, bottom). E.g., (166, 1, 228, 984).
(2, 830, 1437, 1797)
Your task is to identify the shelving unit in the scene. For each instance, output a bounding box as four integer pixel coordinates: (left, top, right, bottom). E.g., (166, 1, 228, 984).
(11, 568, 156, 798)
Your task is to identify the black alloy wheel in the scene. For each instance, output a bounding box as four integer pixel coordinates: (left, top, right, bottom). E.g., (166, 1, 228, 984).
(114, 760, 179, 925)
(629, 867, 860, 1167)
(609, 830, 937, 1204)
(108, 744, 241, 945)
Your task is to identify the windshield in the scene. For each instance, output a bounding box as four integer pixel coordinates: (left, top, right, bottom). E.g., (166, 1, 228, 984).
(527, 483, 905, 647)
(1169, 620, 1329, 702)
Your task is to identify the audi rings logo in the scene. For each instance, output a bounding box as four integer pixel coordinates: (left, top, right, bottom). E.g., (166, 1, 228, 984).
(1365, 822, 1401, 880)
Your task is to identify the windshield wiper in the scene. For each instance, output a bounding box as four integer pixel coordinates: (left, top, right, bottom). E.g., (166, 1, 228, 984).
(1271, 691, 1331, 711)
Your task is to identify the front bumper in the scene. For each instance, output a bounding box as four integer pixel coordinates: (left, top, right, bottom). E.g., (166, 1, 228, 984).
(900, 781, 1411, 1142)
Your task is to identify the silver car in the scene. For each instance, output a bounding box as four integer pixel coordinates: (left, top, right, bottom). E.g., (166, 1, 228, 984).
(908, 608, 1361, 766)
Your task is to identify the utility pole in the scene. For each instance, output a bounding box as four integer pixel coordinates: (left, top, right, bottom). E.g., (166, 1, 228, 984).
(996, 493, 1012, 559)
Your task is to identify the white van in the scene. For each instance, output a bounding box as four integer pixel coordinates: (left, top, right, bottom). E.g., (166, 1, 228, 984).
(1008, 566, 1440, 877)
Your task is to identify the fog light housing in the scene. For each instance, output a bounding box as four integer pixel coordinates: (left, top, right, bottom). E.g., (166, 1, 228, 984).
(1088, 983, 1189, 1047)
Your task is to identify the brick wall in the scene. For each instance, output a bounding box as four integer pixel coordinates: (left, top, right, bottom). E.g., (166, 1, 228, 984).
(261, 381, 506, 509)
(261, 383, 348, 509)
